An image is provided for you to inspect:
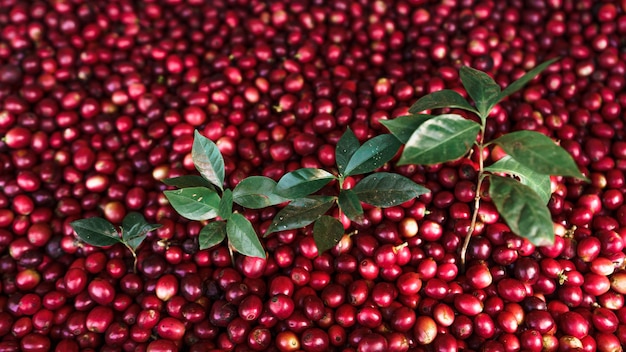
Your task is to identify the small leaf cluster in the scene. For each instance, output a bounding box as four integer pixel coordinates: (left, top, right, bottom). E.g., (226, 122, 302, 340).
(162, 130, 270, 258)
(70, 212, 161, 270)
(382, 57, 588, 248)
(163, 130, 428, 258)
(265, 129, 429, 254)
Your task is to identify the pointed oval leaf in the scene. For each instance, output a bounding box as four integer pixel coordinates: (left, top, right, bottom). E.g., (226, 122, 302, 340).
(70, 218, 121, 247)
(121, 212, 147, 239)
(353, 172, 430, 208)
(491, 131, 587, 180)
(133, 223, 162, 237)
(265, 196, 336, 236)
(192, 130, 225, 190)
(380, 114, 435, 144)
(489, 175, 555, 247)
(313, 215, 344, 255)
(338, 189, 364, 223)
(122, 212, 147, 228)
(162, 175, 213, 188)
(498, 58, 559, 102)
(232, 176, 290, 209)
(408, 89, 478, 115)
(344, 134, 401, 176)
(122, 212, 162, 239)
(218, 189, 233, 220)
(484, 155, 552, 204)
(121, 212, 162, 251)
(397, 114, 480, 165)
(459, 66, 501, 119)
(164, 187, 220, 221)
(124, 227, 160, 251)
(125, 237, 145, 252)
(199, 221, 227, 250)
(227, 213, 265, 258)
(126, 227, 160, 252)
(336, 128, 360, 175)
(275, 168, 336, 199)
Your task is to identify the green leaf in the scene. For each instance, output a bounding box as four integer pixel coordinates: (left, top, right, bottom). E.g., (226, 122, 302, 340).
(484, 155, 552, 204)
(227, 213, 265, 258)
(121, 212, 162, 251)
(408, 90, 478, 115)
(192, 130, 225, 190)
(338, 189, 364, 223)
(489, 175, 555, 246)
(164, 187, 221, 221)
(336, 128, 360, 176)
(121, 212, 161, 240)
(218, 189, 233, 220)
(162, 175, 213, 189)
(199, 221, 227, 250)
(121, 212, 148, 238)
(498, 58, 559, 102)
(344, 134, 401, 176)
(70, 218, 121, 247)
(397, 114, 481, 165)
(125, 236, 147, 252)
(265, 196, 336, 236)
(491, 131, 587, 180)
(120, 212, 145, 230)
(353, 172, 430, 208)
(275, 168, 336, 199)
(380, 114, 435, 144)
(313, 215, 344, 254)
(459, 66, 501, 120)
(232, 176, 290, 209)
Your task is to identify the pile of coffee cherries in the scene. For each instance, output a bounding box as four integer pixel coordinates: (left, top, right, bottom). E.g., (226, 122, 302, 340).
(0, 0, 625, 351)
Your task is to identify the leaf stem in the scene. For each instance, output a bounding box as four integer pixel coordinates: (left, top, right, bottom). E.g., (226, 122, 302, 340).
(228, 242, 236, 266)
(460, 173, 486, 271)
(122, 242, 139, 273)
(460, 121, 488, 272)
